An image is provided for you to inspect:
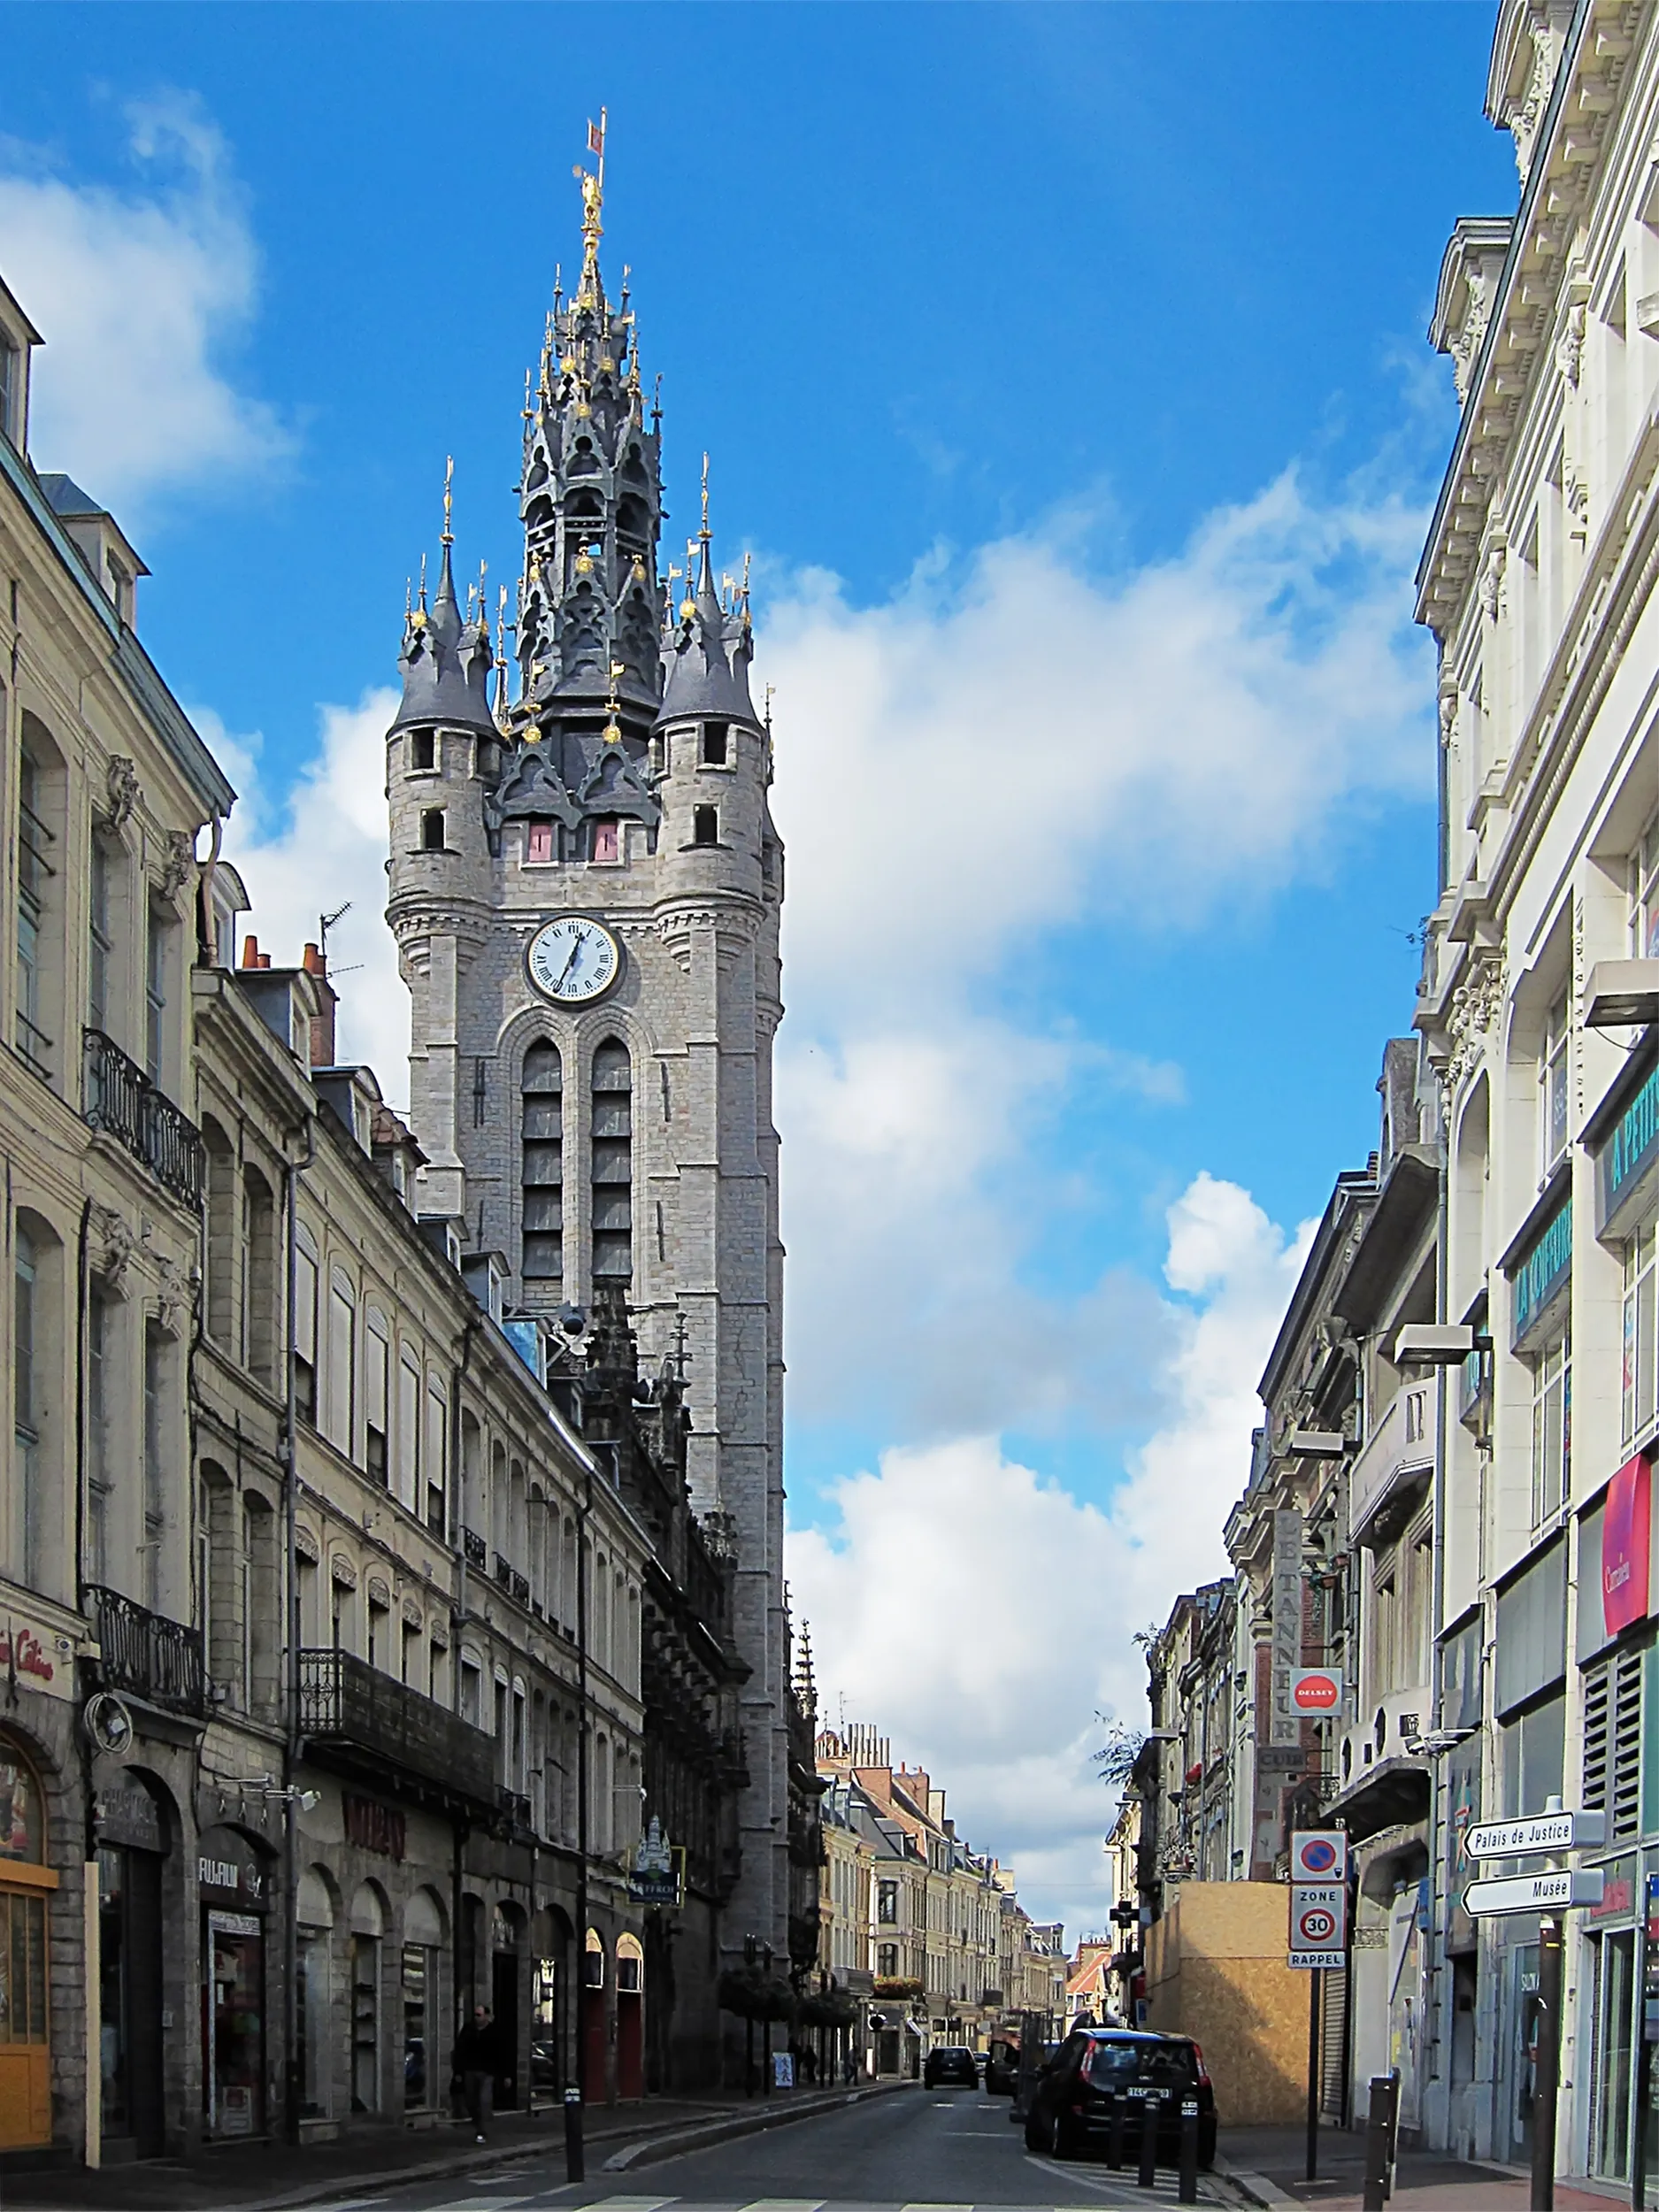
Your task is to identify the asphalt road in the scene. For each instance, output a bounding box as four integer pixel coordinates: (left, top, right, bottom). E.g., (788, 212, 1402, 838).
(350, 2085, 1225, 2212)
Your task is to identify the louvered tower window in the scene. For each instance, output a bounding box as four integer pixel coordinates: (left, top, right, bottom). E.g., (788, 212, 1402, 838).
(1583, 1644, 1645, 1841)
(521, 1043, 564, 1281)
(591, 1039, 633, 1282)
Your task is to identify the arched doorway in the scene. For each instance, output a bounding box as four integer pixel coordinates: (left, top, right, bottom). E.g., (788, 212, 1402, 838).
(491, 1901, 525, 2110)
(95, 1768, 172, 2156)
(198, 1824, 273, 2138)
(0, 1735, 53, 2148)
(616, 1933, 644, 2101)
(583, 1928, 608, 2101)
(296, 1863, 338, 2121)
(403, 1887, 447, 2112)
(349, 1881, 388, 2114)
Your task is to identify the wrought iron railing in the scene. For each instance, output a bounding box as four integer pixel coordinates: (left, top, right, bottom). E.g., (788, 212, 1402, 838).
(297, 1647, 497, 1804)
(82, 1028, 205, 1210)
(494, 1552, 514, 1590)
(497, 1786, 534, 1833)
(462, 1528, 487, 1568)
(86, 1585, 205, 1717)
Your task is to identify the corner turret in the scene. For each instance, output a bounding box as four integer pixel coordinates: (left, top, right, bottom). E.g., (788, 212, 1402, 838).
(390, 462, 497, 742)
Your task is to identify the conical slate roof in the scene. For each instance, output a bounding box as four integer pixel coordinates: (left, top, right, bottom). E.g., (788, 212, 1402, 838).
(389, 536, 497, 739)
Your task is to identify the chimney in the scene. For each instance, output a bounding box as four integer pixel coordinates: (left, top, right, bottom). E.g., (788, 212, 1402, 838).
(241, 934, 272, 971)
(303, 941, 338, 1068)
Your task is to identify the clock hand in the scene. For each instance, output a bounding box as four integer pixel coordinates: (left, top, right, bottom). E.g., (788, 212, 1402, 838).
(554, 937, 582, 990)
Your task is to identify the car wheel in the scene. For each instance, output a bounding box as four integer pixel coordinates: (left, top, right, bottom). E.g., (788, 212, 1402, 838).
(1049, 2113, 1076, 2161)
(1023, 2115, 1046, 2153)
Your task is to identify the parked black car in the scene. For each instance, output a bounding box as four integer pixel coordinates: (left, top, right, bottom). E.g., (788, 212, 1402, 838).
(925, 2044, 979, 2088)
(1023, 2028, 1216, 2168)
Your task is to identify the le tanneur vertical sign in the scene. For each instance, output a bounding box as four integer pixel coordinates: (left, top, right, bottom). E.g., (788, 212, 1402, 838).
(1271, 1510, 1303, 1747)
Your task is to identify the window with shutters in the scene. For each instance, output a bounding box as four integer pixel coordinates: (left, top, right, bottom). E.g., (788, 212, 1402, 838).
(591, 1039, 633, 1281)
(396, 1356, 420, 1514)
(326, 1269, 355, 1455)
(521, 1043, 563, 1281)
(294, 1233, 319, 1426)
(1583, 1644, 1645, 1841)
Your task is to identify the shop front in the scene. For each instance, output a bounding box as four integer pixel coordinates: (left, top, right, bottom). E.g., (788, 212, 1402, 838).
(95, 1776, 170, 2158)
(197, 1827, 270, 2139)
(0, 1737, 56, 2151)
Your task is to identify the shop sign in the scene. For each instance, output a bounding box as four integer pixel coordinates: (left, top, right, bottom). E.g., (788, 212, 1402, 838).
(343, 1793, 405, 1862)
(1270, 1510, 1303, 1747)
(1292, 1668, 1342, 1714)
(1511, 1197, 1572, 1352)
(1598, 1059, 1659, 1238)
(197, 1829, 267, 1910)
(95, 1784, 164, 1854)
(1604, 1455, 1653, 1635)
(626, 1816, 684, 1908)
(1588, 1859, 1636, 1924)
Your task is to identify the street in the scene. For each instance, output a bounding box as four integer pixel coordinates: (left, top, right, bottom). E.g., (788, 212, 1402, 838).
(353, 2092, 1220, 2212)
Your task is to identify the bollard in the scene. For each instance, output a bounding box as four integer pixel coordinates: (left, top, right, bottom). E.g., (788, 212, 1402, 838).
(1361, 2074, 1394, 2212)
(1178, 2096, 1199, 2206)
(1137, 2091, 1159, 2188)
(563, 2085, 585, 2185)
(1108, 2094, 1125, 2170)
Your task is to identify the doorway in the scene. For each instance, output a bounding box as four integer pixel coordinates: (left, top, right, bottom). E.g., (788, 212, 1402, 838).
(351, 1935, 380, 2113)
(204, 1914, 265, 2138)
(1594, 1931, 1637, 2181)
(98, 1844, 165, 2156)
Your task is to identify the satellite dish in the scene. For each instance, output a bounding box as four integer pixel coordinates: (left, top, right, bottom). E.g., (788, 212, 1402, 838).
(83, 1692, 134, 1759)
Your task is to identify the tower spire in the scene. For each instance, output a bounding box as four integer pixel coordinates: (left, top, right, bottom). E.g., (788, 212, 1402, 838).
(572, 108, 607, 304)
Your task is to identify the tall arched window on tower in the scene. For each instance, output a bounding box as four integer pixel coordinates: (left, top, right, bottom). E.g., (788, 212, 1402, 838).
(591, 1040, 633, 1283)
(521, 1043, 563, 1282)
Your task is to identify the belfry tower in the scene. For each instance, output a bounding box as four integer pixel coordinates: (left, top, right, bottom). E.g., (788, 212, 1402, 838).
(384, 136, 788, 1962)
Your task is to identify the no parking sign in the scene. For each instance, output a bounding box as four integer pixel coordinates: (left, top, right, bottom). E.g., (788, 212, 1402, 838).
(1288, 1832, 1348, 1969)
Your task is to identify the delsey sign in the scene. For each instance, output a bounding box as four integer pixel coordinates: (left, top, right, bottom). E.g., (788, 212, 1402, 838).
(1292, 1668, 1342, 1714)
(1465, 1869, 1606, 1917)
(1465, 1809, 1607, 1859)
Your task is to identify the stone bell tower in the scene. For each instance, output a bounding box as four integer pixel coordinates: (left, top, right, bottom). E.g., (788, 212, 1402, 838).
(384, 135, 788, 1965)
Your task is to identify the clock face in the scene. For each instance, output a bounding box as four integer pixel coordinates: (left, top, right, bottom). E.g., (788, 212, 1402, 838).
(527, 916, 621, 1005)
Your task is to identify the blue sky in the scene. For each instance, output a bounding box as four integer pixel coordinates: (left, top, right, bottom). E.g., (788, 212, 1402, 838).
(0, 2, 1519, 1928)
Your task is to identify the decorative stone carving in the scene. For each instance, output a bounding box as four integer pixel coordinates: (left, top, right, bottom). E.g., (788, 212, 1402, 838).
(89, 1204, 136, 1294)
(154, 1255, 193, 1338)
(1512, 18, 1568, 184)
(1450, 261, 1501, 403)
(1556, 300, 1586, 388)
(159, 830, 196, 902)
(102, 757, 141, 834)
(1479, 546, 1506, 622)
(1445, 952, 1504, 1094)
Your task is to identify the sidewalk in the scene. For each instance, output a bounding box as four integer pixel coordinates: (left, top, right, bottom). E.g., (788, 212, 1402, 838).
(1217, 2124, 1612, 2209)
(0, 2079, 911, 2212)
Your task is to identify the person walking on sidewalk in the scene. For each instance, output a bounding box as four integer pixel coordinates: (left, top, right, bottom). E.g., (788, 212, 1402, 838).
(452, 2003, 502, 2141)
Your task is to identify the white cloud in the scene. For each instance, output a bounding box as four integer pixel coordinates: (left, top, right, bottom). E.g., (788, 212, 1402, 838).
(204, 688, 410, 1099)
(0, 92, 290, 514)
(768, 471, 1425, 1450)
(787, 1172, 1316, 1937)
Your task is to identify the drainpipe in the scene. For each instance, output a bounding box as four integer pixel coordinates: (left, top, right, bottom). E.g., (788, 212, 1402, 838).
(75, 1196, 98, 2171)
(281, 1118, 315, 2145)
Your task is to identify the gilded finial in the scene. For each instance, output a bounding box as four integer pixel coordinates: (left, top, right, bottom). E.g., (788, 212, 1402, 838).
(764, 682, 775, 731)
(700, 450, 710, 540)
(603, 657, 624, 743)
(442, 457, 454, 547)
(419, 550, 428, 612)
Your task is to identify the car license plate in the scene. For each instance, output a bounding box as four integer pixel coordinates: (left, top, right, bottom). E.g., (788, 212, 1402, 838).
(1125, 2085, 1164, 2099)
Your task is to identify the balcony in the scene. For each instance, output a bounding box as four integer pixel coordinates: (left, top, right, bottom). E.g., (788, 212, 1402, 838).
(87, 1586, 205, 1718)
(462, 1528, 487, 1568)
(82, 1029, 205, 1210)
(497, 1786, 534, 1835)
(495, 1553, 529, 1609)
(1348, 1382, 1436, 1547)
(298, 1647, 497, 1808)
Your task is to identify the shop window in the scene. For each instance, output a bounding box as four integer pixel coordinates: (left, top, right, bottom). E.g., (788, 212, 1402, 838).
(521, 1042, 563, 1282)
(1624, 1223, 1657, 1448)
(1531, 1332, 1571, 1528)
(591, 1039, 633, 1282)
(0, 1740, 50, 2150)
(1583, 1644, 1645, 1841)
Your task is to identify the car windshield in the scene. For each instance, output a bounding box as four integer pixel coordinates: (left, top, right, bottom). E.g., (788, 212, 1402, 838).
(1083, 2039, 1195, 2089)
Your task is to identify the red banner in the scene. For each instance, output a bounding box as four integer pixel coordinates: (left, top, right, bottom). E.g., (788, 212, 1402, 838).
(1603, 1452, 1652, 1635)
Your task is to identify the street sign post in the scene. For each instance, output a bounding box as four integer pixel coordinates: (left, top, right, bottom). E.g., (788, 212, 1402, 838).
(1463, 1867, 1605, 1918)
(1287, 1833, 1348, 2188)
(1463, 1810, 1607, 1860)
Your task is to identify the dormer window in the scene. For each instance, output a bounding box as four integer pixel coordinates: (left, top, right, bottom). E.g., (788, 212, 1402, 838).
(0, 336, 17, 446)
(526, 819, 555, 864)
(410, 731, 435, 772)
(701, 722, 728, 766)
